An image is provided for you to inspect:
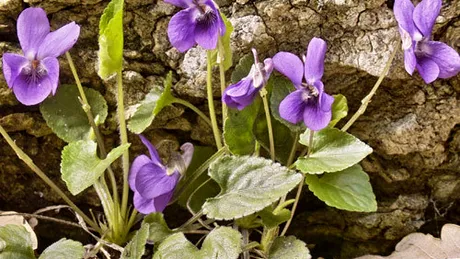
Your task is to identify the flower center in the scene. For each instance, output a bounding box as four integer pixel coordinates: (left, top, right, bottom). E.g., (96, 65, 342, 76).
(194, 2, 217, 26)
(22, 60, 47, 84)
(301, 82, 319, 102)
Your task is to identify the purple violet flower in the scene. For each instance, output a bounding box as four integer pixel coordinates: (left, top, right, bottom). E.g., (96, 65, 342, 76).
(394, 0, 460, 83)
(2, 7, 80, 106)
(222, 49, 273, 110)
(273, 37, 334, 131)
(129, 135, 194, 214)
(165, 0, 226, 52)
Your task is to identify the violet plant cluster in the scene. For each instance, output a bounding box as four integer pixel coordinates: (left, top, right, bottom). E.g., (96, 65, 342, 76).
(0, 0, 459, 258)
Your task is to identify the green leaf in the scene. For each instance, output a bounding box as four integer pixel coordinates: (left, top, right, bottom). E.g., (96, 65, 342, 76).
(98, 0, 124, 79)
(153, 227, 242, 259)
(269, 76, 306, 133)
(230, 54, 253, 84)
(121, 224, 149, 259)
(224, 97, 261, 155)
(296, 128, 373, 173)
(142, 213, 174, 244)
(203, 156, 303, 220)
(329, 94, 348, 127)
(40, 85, 108, 143)
(61, 140, 130, 195)
(268, 236, 311, 259)
(152, 233, 199, 259)
(258, 207, 291, 229)
(0, 225, 35, 259)
(176, 146, 221, 212)
(201, 227, 242, 258)
(305, 164, 377, 212)
(210, 13, 234, 70)
(127, 72, 174, 134)
(39, 239, 84, 259)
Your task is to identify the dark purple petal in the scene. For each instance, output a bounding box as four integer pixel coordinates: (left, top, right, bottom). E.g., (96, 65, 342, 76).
(133, 192, 155, 214)
(223, 79, 258, 110)
(135, 163, 179, 199)
(416, 57, 439, 84)
(304, 37, 327, 84)
(272, 52, 304, 87)
(419, 41, 460, 79)
(194, 11, 219, 50)
(393, 0, 416, 37)
(129, 155, 151, 192)
(167, 8, 197, 52)
(152, 191, 175, 213)
(37, 22, 80, 59)
(205, 0, 226, 36)
(303, 101, 332, 131)
(164, 0, 192, 8)
(17, 8, 50, 57)
(138, 135, 163, 167)
(314, 81, 333, 113)
(41, 57, 60, 95)
(180, 143, 194, 168)
(2, 53, 28, 88)
(413, 0, 441, 37)
(404, 47, 417, 75)
(279, 89, 307, 125)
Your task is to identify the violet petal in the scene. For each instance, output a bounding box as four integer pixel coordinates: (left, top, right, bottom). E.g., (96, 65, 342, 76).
(413, 0, 441, 37)
(37, 22, 80, 59)
(416, 57, 440, 84)
(41, 57, 60, 95)
(164, 0, 192, 8)
(12, 71, 53, 106)
(304, 37, 327, 85)
(279, 89, 307, 125)
(393, 0, 416, 36)
(404, 47, 417, 75)
(205, 0, 226, 36)
(133, 192, 155, 214)
(152, 191, 175, 213)
(223, 79, 258, 110)
(314, 81, 334, 113)
(167, 8, 197, 52)
(135, 163, 179, 199)
(194, 10, 219, 50)
(272, 52, 304, 87)
(303, 101, 332, 131)
(17, 8, 50, 58)
(129, 154, 152, 192)
(180, 143, 194, 168)
(2, 53, 29, 88)
(420, 41, 460, 79)
(139, 135, 163, 167)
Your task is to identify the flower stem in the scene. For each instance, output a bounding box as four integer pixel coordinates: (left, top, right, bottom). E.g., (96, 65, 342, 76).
(341, 40, 400, 132)
(287, 133, 300, 166)
(206, 51, 223, 149)
(0, 125, 100, 232)
(280, 131, 314, 236)
(65, 52, 119, 206)
(117, 70, 130, 220)
(260, 88, 275, 161)
(218, 37, 228, 123)
(172, 98, 212, 128)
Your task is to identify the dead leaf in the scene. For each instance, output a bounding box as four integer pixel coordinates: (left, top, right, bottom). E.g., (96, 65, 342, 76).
(356, 224, 460, 259)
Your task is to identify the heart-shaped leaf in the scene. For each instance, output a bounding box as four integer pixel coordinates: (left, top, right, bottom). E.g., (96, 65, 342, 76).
(305, 164, 377, 212)
(40, 85, 108, 143)
(61, 140, 130, 195)
(142, 213, 174, 244)
(121, 224, 149, 259)
(268, 236, 311, 259)
(0, 225, 35, 259)
(203, 156, 302, 220)
(39, 239, 84, 259)
(296, 128, 373, 174)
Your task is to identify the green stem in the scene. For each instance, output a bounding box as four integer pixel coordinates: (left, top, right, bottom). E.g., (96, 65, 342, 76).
(65, 52, 119, 207)
(218, 37, 228, 123)
(260, 88, 275, 161)
(117, 70, 130, 219)
(260, 227, 278, 253)
(0, 125, 100, 232)
(341, 40, 400, 132)
(206, 51, 223, 149)
(172, 98, 212, 128)
(280, 131, 314, 236)
(287, 133, 299, 166)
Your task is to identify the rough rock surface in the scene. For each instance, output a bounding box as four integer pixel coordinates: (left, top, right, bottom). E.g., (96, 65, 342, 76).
(0, 0, 459, 258)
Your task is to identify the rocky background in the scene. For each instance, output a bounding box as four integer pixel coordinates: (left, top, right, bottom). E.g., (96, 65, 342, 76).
(0, 0, 459, 258)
